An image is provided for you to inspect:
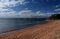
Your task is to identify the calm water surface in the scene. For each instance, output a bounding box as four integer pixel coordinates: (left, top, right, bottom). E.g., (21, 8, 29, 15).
(0, 18, 47, 34)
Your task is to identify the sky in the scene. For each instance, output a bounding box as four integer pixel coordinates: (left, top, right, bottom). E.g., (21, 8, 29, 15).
(0, 0, 60, 18)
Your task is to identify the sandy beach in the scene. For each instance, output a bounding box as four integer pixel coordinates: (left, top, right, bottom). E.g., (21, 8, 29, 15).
(0, 20, 60, 39)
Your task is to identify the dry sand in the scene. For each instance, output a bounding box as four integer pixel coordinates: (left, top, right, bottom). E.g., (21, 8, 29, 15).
(0, 20, 60, 39)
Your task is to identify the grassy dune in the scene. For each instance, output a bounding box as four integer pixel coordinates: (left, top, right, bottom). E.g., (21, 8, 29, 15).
(0, 20, 60, 39)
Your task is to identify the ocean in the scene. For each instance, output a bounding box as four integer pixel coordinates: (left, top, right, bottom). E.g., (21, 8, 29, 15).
(0, 18, 47, 34)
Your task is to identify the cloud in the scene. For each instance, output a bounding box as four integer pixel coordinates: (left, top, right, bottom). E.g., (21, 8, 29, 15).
(0, 0, 54, 18)
(55, 5, 60, 8)
(54, 7, 60, 12)
(0, 8, 14, 12)
(53, 5, 60, 12)
(18, 10, 46, 18)
(0, 8, 17, 18)
(0, 0, 30, 18)
(54, 8, 60, 11)
(0, 9, 50, 18)
(0, 0, 28, 8)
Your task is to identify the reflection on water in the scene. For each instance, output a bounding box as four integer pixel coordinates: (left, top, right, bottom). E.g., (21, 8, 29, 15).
(0, 18, 47, 34)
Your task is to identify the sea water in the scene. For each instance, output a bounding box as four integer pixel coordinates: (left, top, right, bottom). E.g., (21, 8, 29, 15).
(0, 18, 47, 34)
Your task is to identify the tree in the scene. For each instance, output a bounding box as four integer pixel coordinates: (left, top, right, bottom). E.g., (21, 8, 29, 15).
(49, 14, 60, 20)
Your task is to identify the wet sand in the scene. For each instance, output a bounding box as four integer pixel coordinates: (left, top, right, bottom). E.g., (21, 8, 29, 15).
(0, 20, 60, 39)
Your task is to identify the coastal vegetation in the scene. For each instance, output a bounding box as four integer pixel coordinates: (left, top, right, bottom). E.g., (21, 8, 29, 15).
(49, 14, 60, 20)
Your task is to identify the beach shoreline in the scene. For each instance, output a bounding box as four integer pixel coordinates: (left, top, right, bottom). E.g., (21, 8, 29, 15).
(0, 20, 60, 39)
(0, 20, 48, 35)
